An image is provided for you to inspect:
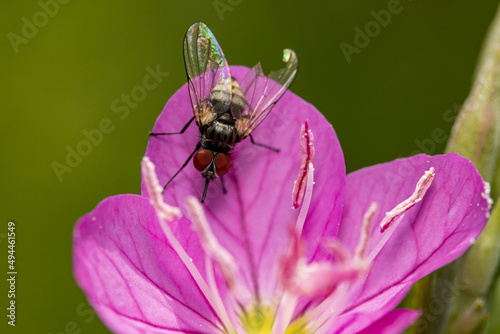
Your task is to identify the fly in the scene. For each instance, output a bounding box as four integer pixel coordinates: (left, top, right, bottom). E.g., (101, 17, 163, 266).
(150, 22, 298, 202)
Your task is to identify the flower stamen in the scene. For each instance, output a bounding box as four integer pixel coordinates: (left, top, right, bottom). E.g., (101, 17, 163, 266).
(272, 121, 316, 333)
(292, 121, 315, 208)
(366, 167, 436, 263)
(355, 202, 378, 260)
(293, 121, 315, 235)
(303, 214, 374, 333)
(323, 240, 352, 263)
(380, 167, 435, 232)
(186, 197, 249, 305)
(303, 169, 435, 332)
(142, 157, 182, 220)
(141, 157, 236, 333)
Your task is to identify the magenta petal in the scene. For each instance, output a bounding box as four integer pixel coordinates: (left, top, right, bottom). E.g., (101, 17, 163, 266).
(357, 309, 420, 334)
(338, 153, 489, 313)
(72, 194, 222, 333)
(330, 308, 419, 334)
(143, 66, 345, 299)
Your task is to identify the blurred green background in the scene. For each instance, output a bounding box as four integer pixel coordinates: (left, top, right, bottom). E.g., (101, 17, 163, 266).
(0, 0, 498, 333)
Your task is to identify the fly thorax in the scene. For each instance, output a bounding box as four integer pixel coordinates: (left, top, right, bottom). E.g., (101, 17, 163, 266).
(202, 120, 237, 152)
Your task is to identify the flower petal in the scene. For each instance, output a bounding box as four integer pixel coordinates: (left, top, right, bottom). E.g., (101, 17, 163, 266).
(73, 194, 223, 333)
(338, 153, 489, 314)
(356, 309, 420, 334)
(143, 66, 345, 300)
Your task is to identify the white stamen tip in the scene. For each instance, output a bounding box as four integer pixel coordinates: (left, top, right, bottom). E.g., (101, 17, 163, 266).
(141, 157, 182, 221)
(380, 167, 435, 232)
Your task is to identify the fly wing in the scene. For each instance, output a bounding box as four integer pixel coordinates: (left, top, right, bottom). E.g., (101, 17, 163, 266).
(234, 49, 298, 139)
(183, 22, 231, 125)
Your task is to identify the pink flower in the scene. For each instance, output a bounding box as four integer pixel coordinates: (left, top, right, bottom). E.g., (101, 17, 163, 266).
(73, 66, 491, 333)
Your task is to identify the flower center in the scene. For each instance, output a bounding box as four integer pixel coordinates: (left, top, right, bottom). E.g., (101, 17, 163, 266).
(240, 304, 309, 334)
(141, 120, 436, 334)
(240, 305, 274, 333)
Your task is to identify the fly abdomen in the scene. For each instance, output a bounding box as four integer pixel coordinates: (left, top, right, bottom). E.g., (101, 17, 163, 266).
(216, 112, 235, 125)
(229, 77, 249, 118)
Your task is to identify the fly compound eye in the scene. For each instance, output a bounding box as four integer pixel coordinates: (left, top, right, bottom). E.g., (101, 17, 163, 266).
(214, 153, 231, 176)
(193, 149, 213, 171)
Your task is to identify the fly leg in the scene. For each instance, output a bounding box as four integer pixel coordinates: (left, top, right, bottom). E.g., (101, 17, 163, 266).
(220, 176, 227, 195)
(162, 142, 201, 192)
(150, 116, 195, 136)
(249, 134, 280, 153)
